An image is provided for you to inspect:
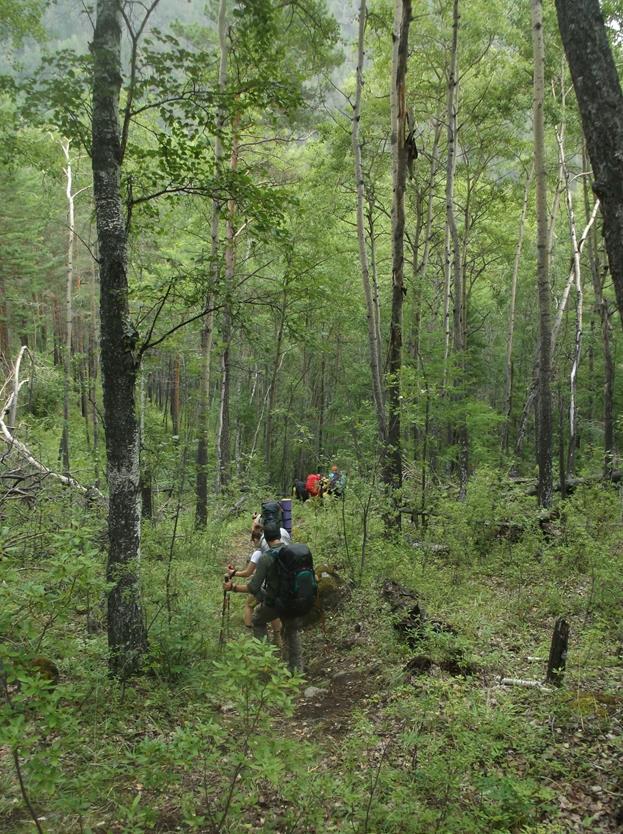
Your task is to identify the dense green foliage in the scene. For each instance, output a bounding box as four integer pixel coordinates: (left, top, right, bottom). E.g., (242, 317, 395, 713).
(2, 473, 622, 831)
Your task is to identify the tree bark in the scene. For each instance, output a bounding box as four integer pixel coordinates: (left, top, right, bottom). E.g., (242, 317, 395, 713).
(556, 130, 583, 478)
(546, 617, 569, 687)
(352, 0, 386, 444)
(217, 116, 239, 491)
(382, 0, 412, 504)
(92, 0, 148, 676)
(265, 287, 286, 480)
(196, 0, 226, 524)
(0, 274, 9, 365)
(170, 353, 180, 438)
(445, 0, 468, 498)
(532, 0, 553, 508)
(555, 0, 623, 329)
(502, 166, 532, 453)
(60, 139, 74, 475)
(583, 150, 615, 478)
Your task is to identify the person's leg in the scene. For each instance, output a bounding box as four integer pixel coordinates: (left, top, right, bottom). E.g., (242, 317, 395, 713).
(282, 618, 302, 673)
(270, 618, 283, 652)
(243, 594, 256, 628)
(251, 603, 279, 641)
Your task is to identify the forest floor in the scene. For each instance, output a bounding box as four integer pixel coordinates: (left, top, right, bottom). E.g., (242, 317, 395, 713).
(221, 526, 623, 834)
(3, 499, 623, 834)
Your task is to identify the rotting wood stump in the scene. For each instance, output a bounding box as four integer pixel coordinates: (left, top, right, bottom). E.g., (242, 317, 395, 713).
(381, 579, 457, 644)
(546, 617, 569, 687)
(381, 579, 477, 676)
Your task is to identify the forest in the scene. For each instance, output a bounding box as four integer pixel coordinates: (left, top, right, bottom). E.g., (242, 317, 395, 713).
(1, 0, 622, 831)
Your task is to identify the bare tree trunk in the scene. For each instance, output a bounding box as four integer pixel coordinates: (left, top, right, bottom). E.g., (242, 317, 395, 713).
(265, 288, 286, 478)
(533, 0, 553, 508)
(515, 200, 599, 455)
(0, 275, 9, 364)
(555, 0, 623, 329)
(445, 0, 468, 498)
(92, 0, 148, 675)
(60, 139, 74, 475)
(442, 225, 452, 390)
(196, 0, 226, 523)
(217, 112, 239, 492)
(382, 0, 412, 507)
(583, 150, 616, 477)
(411, 118, 442, 371)
(502, 166, 533, 453)
(317, 354, 326, 461)
(352, 0, 386, 443)
(170, 353, 180, 438)
(556, 130, 583, 477)
(89, 241, 100, 487)
(368, 198, 383, 378)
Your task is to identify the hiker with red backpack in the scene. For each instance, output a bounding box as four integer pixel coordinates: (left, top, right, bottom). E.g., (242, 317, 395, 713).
(223, 524, 317, 673)
(305, 472, 321, 498)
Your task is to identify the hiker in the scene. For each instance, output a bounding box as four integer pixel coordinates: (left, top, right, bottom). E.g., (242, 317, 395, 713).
(251, 512, 291, 551)
(227, 530, 283, 648)
(292, 479, 309, 501)
(305, 472, 321, 498)
(327, 465, 346, 497)
(224, 525, 316, 673)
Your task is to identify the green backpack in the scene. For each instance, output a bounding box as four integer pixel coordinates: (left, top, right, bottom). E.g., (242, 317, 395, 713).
(266, 543, 318, 617)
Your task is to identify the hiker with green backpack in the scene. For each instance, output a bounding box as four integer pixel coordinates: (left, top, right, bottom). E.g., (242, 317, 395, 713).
(223, 524, 317, 673)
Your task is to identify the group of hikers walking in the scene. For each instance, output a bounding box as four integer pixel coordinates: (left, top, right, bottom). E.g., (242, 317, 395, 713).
(222, 500, 317, 673)
(293, 465, 346, 502)
(222, 464, 346, 672)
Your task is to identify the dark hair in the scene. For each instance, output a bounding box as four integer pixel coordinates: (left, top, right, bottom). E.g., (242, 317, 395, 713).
(262, 524, 280, 543)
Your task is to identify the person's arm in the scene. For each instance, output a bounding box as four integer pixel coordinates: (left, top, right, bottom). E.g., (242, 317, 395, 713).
(228, 561, 256, 579)
(224, 553, 270, 598)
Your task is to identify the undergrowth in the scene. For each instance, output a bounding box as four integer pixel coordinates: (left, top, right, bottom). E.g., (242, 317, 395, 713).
(1, 469, 622, 832)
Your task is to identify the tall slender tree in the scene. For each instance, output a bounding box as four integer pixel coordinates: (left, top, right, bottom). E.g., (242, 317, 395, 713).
(196, 0, 227, 525)
(92, 0, 149, 675)
(383, 0, 412, 507)
(532, 0, 553, 507)
(352, 0, 386, 445)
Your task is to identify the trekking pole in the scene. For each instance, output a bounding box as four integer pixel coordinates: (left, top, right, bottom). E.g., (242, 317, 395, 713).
(218, 574, 231, 651)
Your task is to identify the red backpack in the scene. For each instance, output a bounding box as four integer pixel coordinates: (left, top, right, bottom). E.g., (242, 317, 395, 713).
(305, 473, 321, 496)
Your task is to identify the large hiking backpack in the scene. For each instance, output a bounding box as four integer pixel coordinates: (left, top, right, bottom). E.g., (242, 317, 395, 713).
(267, 543, 318, 617)
(261, 500, 283, 530)
(305, 474, 321, 497)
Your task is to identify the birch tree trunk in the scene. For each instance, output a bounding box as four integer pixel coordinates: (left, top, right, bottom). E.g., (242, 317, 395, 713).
(556, 130, 583, 477)
(502, 165, 532, 453)
(92, 0, 148, 675)
(61, 138, 74, 475)
(382, 0, 412, 505)
(352, 0, 386, 443)
(555, 0, 623, 329)
(532, 0, 553, 508)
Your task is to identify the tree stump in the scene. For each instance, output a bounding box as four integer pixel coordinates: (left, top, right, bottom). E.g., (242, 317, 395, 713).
(546, 617, 569, 687)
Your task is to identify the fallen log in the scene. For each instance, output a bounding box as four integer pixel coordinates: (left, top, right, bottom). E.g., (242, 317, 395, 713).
(499, 677, 552, 691)
(526, 470, 622, 497)
(1, 361, 105, 504)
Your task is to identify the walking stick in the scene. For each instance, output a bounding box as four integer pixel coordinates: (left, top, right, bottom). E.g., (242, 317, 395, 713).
(218, 574, 231, 651)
